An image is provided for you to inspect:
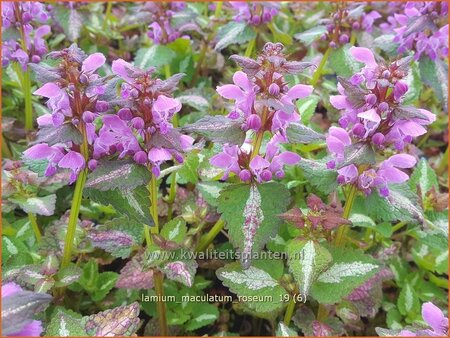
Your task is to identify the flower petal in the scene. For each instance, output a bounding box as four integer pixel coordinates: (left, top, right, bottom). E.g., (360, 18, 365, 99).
(216, 84, 243, 100)
(350, 47, 377, 67)
(422, 302, 447, 334)
(34, 83, 61, 98)
(82, 53, 106, 73)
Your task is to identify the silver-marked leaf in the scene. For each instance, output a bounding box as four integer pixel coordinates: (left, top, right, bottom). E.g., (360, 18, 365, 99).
(162, 259, 198, 287)
(31, 123, 83, 146)
(160, 218, 187, 244)
(215, 21, 256, 51)
(46, 308, 86, 337)
(419, 57, 448, 110)
(177, 94, 209, 112)
(338, 142, 376, 169)
(11, 194, 56, 216)
(294, 26, 327, 45)
(329, 45, 362, 78)
(85, 160, 150, 191)
(397, 283, 420, 319)
(276, 322, 299, 336)
(286, 122, 325, 144)
(55, 265, 82, 287)
(116, 251, 154, 290)
(29, 63, 61, 84)
(409, 158, 439, 198)
(185, 303, 219, 331)
(53, 6, 83, 41)
(196, 181, 229, 207)
(392, 106, 430, 122)
(182, 115, 246, 145)
(287, 240, 332, 296)
(218, 182, 290, 269)
(148, 128, 186, 153)
(83, 302, 140, 336)
(134, 45, 175, 69)
(2, 291, 52, 336)
(87, 230, 134, 259)
(311, 246, 380, 304)
(217, 262, 288, 313)
(84, 186, 153, 225)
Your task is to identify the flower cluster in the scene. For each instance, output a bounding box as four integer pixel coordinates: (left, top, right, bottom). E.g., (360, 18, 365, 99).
(24, 45, 108, 183)
(320, 3, 381, 49)
(93, 59, 193, 176)
(381, 1, 448, 60)
(2, 2, 51, 70)
(142, 2, 187, 45)
(229, 2, 279, 26)
(211, 42, 313, 183)
(326, 47, 435, 197)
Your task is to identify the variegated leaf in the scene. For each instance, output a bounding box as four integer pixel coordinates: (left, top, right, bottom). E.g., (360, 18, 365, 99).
(162, 259, 198, 287)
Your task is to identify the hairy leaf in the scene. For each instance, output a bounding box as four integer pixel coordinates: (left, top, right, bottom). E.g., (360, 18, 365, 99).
(46, 308, 86, 336)
(215, 22, 256, 51)
(286, 123, 325, 144)
(11, 194, 56, 216)
(182, 115, 246, 145)
(276, 322, 299, 336)
(162, 259, 198, 287)
(419, 57, 448, 110)
(297, 158, 338, 195)
(31, 123, 83, 146)
(338, 142, 376, 168)
(294, 26, 327, 45)
(116, 251, 154, 289)
(87, 229, 134, 259)
(329, 45, 362, 78)
(160, 218, 187, 244)
(218, 182, 290, 268)
(134, 45, 175, 69)
(85, 160, 150, 191)
(409, 158, 439, 198)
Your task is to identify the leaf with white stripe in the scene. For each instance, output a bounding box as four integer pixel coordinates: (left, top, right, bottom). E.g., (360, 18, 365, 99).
(311, 247, 380, 304)
(46, 308, 86, 337)
(397, 283, 420, 319)
(217, 262, 288, 313)
(276, 322, 298, 336)
(161, 218, 187, 244)
(218, 182, 290, 269)
(287, 240, 332, 296)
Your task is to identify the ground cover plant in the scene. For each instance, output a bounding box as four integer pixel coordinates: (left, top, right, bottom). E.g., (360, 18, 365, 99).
(1, 1, 449, 337)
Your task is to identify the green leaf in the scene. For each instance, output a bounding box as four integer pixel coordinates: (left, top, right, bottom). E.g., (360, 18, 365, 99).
(197, 181, 229, 207)
(419, 56, 448, 110)
(83, 302, 140, 336)
(311, 246, 380, 304)
(53, 6, 83, 41)
(92, 272, 118, 302)
(409, 158, 439, 198)
(294, 26, 327, 45)
(338, 142, 376, 168)
(87, 229, 134, 259)
(329, 45, 362, 78)
(373, 34, 398, 55)
(403, 61, 422, 104)
(397, 283, 420, 319)
(97, 216, 144, 244)
(85, 186, 153, 225)
(276, 322, 299, 336)
(46, 308, 87, 336)
(2, 236, 26, 262)
(268, 22, 293, 45)
(55, 265, 82, 287)
(182, 115, 246, 146)
(176, 151, 199, 184)
(218, 182, 290, 268)
(161, 218, 187, 244)
(185, 303, 219, 331)
(85, 160, 151, 192)
(134, 45, 176, 69)
(177, 94, 209, 112)
(297, 94, 320, 124)
(287, 240, 332, 296)
(286, 122, 325, 144)
(215, 22, 256, 51)
(217, 262, 288, 313)
(364, 184, 424, 224)
(297, 158, 338, 195)
(11, 195, 56, 216)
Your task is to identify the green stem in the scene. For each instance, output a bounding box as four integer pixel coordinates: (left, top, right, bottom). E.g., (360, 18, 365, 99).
(250, 131, 264, 160)
(310, 47, 331, 86)
(61, 168, 87, 268)
(350, 31, 357, 45)
(436, 145, 448, 175)
(164, 64, 171, 80)
(102, 1, 113, 31)
(214, 1, 223, 18)
(392, 221, 407, 233)
(154, 270, 168, 335)
(2, 134, 13, 159)
(244, 36, 256, 58)
(317, 303, 328, 321)
(28, 212, 41, 243)
(166, 174, 177, 221)
(150, 174, 160, 231)
(196, 219, 225, 252)
(283, 299, 296, 325)
(334, 184, 358, 247)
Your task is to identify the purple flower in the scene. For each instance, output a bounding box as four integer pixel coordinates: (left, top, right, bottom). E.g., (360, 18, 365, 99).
(209, 144, 241, 180)
(2, 2, 50, 69)
(2, 282, 43, 336)
(96, 59, 192, 176)
(229, 2, 279, 26)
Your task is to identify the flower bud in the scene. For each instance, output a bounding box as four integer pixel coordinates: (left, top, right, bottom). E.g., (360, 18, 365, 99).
(228, 110, 240, 120)
(268, 83, 280, 96)
(352, 123, 365, 138)
(82, 111, 95, 123)
(320, 34, 328, 41)
(67, 84, 76, 92)
(131, 117, 145, 130)
(251, 15, 261, 25)
(338, 117, 349, 128)
(326, 24, 334, 33)
(88, 159, 98, 171)
(22, 12, 32, 23)
(79, 73, 89, 84)
(339, 34, 349, 44)
(382, 70, 391, 79)
(350, 73, 364, 86)
(246, 114, 262, 132)
(261, 170, 272, 182)
(378, 102, 389, 112)
(365, 93, 377, 106)
(326, 160, 336, 169)
(133, 151, 148, 165)
(352, 21, 360, 30)
(95, 100, 109, 112)
(329, 41, 337, 49)
(31, 55, 41, 63)
(239, 169, 251, 182)
(118, 108, 133, 120)
(275, 170, 285, 178)
(372, 132, 385, 147)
